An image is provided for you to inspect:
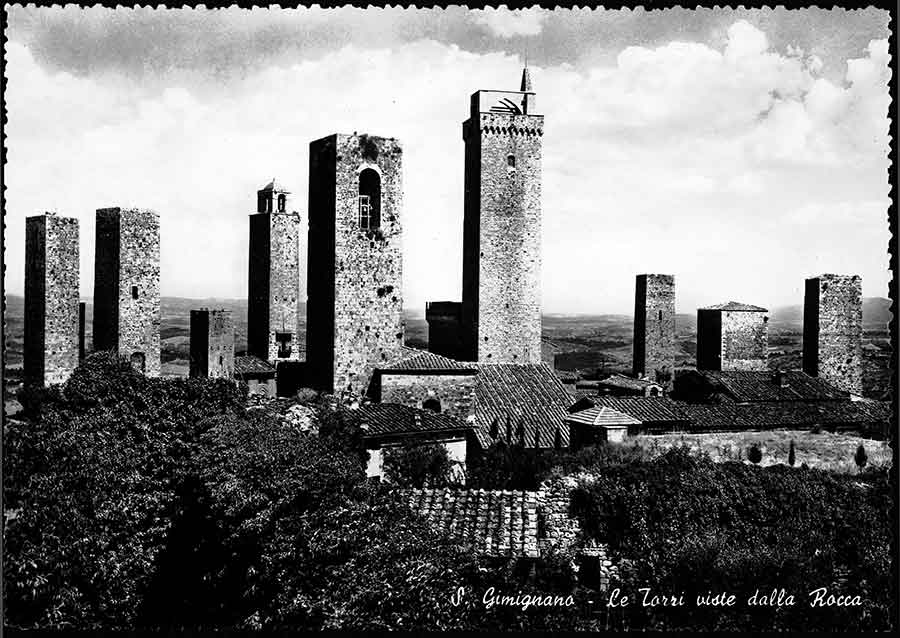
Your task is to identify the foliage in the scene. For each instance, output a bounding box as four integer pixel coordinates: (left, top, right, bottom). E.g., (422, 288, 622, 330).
(569, 447, 893, 631)
(382, 440, 459, 488)
(747, 443, 763, 464)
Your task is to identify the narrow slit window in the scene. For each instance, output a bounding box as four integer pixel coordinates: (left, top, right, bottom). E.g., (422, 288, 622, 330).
(507, 154, 516, 168)
(358, 168, 381, 230)
(277, 194, 286, 212)
(131, 286, 139, 299)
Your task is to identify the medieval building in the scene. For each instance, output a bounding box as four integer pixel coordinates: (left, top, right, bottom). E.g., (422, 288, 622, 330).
(306, 133, 405, 395)
(24, 212, 80, 386)
(93, 207, 161, 376)
(189, 308, 235, 379)
(426, 67, 543, 363)
(696, 301, 768, 372)
(632, 274, 675, 385)
(803, 274, 863, 395)
(247, 180, 304, 365)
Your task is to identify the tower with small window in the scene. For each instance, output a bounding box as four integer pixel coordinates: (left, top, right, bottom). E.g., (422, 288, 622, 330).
(633, 274, 676, 386)
(93, 207, 161, 376)
(306, 133, 404, 395)
(190, 308, 235, 379)
(248, 179, 304, 364)
(460, 66, 543, 363)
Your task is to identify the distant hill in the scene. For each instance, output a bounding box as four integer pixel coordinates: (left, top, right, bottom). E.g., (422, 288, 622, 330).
(770, 297, 892, 327)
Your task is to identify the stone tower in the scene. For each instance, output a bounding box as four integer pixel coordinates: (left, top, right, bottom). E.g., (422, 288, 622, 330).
(190, 308, 235, 379)
(93, 207, 161, 376)
(460, 66, 543, 363)
(633, 274, 675, 384)
(803, 274, 863, 395)
(307, 133, 404, 395)
(24, 213, 80, 386)
(696, 302, 768, 371)
(247, 180, 303, 364)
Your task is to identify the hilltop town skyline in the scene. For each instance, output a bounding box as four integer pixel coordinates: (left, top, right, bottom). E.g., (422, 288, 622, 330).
(4, 6, 892, 314)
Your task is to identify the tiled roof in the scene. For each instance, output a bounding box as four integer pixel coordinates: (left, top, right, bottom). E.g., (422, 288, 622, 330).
(401, 488, 540, 558)
(597, 374, 661, 391)
(701, 301, 768, 312)
(381, 346, 477, 371)
(678, 400, 891, 432)
(587, 397, 690, 425)
(690, 370, 849, 402)
(474, 364, 573, 449)
(233, 355, 276, 377)
(348, 403, 472, 437)
(566, 406, 642, 427)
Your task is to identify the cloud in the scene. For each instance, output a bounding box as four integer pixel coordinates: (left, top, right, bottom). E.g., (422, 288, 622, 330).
(473, 7, 545, 38)
(3, 19, 891, 314)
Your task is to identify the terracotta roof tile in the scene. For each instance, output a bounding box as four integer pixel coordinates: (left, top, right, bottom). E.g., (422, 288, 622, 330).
(588, 397, 690, 425)
(382, 346, 477, 371)
(348, 403, 472, 437)
(687, 370, 849, 402)
(566, 405, 643, 427)
(701, 301, 768, 312)
(597, 374, 661, 392)
(233, 355, 276, 377)
(678, 400, 891, 432)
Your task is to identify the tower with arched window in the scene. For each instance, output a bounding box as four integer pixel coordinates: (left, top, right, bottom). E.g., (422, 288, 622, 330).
(459, 65, 544, 363)
(248, 179, 304, 364)
(306, 133, 404, 395)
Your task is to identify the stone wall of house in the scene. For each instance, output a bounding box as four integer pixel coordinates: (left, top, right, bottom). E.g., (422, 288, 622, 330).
(803, 275, 863, 395)
(93, 208, 160, 376)
(307, 133, 404, 395)
(633, 274, 675, 385)
(539, 476, 617, 590)
(190, 309, 235, 378)
(378, 372, 477, 421)
(24, 214, 80, 386)
(461, 107, 543, 364)
(721, 310, 768, 371)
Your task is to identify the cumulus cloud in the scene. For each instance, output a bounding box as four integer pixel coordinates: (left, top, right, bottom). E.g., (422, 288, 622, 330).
(473, 7, 545, 38)
(3, 19, 891, 314)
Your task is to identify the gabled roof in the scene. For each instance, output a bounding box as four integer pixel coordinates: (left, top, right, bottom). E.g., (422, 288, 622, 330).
(678, 400, 891, 431)
(474, 364, 573, 449)
(687, 370, 849, 402)
(381, 346, 477, 372)
(585, 397, 690, 425)
(597, 374, 661, 391)
(401, 488, 540, 558)
(233, 355, 276, 377)
(348, 403, 472, 438)
(566, 405, 642, 427)
(701, 301, 768, 312)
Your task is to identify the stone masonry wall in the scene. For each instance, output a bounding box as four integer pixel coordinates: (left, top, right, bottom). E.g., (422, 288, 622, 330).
(803, 275, 863, 395)
(24, 214, 80, 386)
(94, 208, 161, 377)
(721, 310, 768, 371)
(378, 373, 477, 422)
(632, 274, 675, 385)
(462, 110, 543, 364)
(190, 309, 235, 378)
(308, 133, 404, 395)
(266, 211, 303, 363)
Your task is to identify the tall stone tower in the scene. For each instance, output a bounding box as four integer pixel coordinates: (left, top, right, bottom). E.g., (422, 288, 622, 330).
(190, 308, 235, 379)
(460, 66, 543, 363)
(24, 213, 80, 386)
(93, 207, 161, 376)
(803, 274, 863, 395)
(696, 302, 769, 371)
(247, 180, 303, 364)
(307, 133, 404, 395)
(633, 274, 675, 384)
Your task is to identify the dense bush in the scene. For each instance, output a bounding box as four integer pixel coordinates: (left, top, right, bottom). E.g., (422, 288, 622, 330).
(569, 447, 893, 631)
(382, 440, 459, 488)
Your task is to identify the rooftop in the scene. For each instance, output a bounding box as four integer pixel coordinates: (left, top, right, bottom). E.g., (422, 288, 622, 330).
(701, 301, 768, 312)
(597, 373, 662, 392)
(381, 346, 477, 372)
(566, 405, 642, 427)
(576, 396, 690, 425)
(347, 403, 472, 438)
(233, 355, 276, 377)
(681, 370, 850, 402)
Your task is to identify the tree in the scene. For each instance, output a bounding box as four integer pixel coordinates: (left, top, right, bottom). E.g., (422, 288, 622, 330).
(788, 439, 796, 467)
(382, 440, 457, 488)
(854, 443, 868, 469)
(747, 444, 763, 464)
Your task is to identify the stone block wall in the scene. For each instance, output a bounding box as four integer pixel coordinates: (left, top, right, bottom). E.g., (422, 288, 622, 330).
(24, 214, 80, 386)
(632, 274, 675, 384)
(307, 133, 404, 395)
(721, 310, 768, 371)
(377, 372, 477, 422)
(803, 275, 863, 395)
(461, 105, 543, 364)
(190, 309, 235, 378)
(93, 208, 161, 376)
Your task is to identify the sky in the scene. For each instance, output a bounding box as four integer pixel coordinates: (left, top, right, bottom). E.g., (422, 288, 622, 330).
(4, 6, 893, 315)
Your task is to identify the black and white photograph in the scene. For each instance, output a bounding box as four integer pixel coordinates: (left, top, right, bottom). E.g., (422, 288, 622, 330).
(1, 3, 896, 632)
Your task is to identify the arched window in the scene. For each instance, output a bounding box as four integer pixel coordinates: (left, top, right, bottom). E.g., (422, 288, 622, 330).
(507, 154, 516, 168)
(422, 397, 442, 413)
(358, 168, 381, 230)
(277, 194, 286, 212)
